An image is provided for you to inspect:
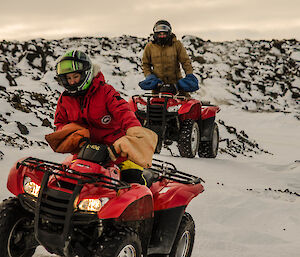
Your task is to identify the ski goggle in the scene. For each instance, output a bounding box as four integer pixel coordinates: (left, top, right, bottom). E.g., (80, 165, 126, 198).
(153, 24, 171, 33)
(57, 58, 85, 75)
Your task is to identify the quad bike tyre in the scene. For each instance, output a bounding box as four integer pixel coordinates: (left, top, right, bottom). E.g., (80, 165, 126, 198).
(94, 229, 142, 257)
(155, 138, 163, 154)
(169, 212, 195, 257)
(149, 212, 195, 257)
(198, 122, 219, 158)
(178, 119, 200, 158)
(0, 197, 36, 257)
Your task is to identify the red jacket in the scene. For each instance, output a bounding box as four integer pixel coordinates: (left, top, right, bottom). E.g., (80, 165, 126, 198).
(54, 72, 141, 145)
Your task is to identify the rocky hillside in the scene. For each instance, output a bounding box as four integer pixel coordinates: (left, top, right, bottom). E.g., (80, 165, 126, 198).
(0, 35, 299, 158)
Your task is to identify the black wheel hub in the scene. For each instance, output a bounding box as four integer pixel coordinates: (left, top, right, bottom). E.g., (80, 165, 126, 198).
(8, 217, 35, 257)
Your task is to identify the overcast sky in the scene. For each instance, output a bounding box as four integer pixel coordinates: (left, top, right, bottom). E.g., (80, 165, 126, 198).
(1, 0, 300, 42)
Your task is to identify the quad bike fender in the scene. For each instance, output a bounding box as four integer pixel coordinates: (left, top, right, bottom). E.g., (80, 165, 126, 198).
(7, 157, 33, 196)
(7, 159, 25, 196)
(201, 106, 220, 120)
(178, 99, 200, 116)
(98, 184, 154, 220)
(152, 182, 203, 211)
(148, 206, 186, 255)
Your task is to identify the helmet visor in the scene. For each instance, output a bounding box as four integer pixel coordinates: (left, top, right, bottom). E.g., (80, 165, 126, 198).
(57, 59, 84, 75)
(153, 24, 171, 33)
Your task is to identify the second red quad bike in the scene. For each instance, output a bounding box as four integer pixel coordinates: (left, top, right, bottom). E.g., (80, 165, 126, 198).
(129, 84, 220, 158)
(0, 142, 204, 257)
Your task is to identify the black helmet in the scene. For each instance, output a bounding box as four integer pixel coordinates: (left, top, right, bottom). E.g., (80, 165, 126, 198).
(153, 20, 172, 45)
(56, 50, 93, 94)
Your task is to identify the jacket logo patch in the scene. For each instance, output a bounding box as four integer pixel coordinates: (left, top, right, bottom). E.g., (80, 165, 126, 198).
(101, 115, 112, 124)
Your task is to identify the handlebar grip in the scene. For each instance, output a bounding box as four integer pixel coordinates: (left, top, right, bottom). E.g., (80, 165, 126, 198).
(107, 145, 119, 161)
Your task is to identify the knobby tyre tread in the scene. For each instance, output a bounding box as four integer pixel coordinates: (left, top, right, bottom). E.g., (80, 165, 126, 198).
(0, 197, 36, 257)
(94, 228, 142, 257)
(198, 122, 219, 158)
(168, 212, 195, 257)
(178, 120, 200, 158)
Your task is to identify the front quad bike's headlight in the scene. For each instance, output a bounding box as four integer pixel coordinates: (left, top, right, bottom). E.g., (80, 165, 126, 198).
(167, 104, 182, 112)
(78, 197, 109, 212)
(23, 176, 40, 197)
(137, 102, 147, 112)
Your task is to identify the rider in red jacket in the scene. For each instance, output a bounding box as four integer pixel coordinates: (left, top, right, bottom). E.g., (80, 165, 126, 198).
(49, 50, 156, 185)
(54, 69, 141, 145)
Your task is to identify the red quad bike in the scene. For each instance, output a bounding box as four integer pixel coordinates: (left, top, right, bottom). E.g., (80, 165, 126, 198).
(129, 84, 220, 158)
(0, 143, 204, 257)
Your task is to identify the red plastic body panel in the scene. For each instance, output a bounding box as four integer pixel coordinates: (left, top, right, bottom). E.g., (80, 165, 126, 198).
(97, 184, 153, 220)
(178, 101, 201, 121)
(131, 94, 220, 123)
(201, 106, 220, 120)
(7, 157, 44, 196)
(7, 158, 26, 196)
(178, 99, 200, 115)
(132, 95, 204, 121)
(128, 97, 138, 112)
(7, 156, 203, 222)
(7, 157, 154, 221)
(150, 180, 204, 211)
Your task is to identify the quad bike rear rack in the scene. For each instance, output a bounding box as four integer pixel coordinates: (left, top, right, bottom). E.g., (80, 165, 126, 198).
(148, 158, 205, 185)
(17, 157, 130, 191)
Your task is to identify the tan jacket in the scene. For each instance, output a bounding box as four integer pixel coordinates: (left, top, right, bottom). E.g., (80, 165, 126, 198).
(142, 36, 193, 84)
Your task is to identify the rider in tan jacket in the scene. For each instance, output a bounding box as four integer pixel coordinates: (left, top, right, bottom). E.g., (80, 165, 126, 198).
(140, 20, 198, 93)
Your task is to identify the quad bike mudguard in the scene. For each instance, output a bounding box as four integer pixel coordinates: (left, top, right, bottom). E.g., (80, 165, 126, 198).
(7, 158, 44, 196)
(145, 159, 204, 255)
(200, 116, 217, 141)
(148, 205, 186, 255)
(199, 104, 220, 141)
(178, 99, 201, 120)
(147, 180, 202, 255)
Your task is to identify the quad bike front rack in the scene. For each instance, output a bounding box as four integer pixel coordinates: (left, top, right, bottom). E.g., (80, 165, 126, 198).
(17, 157, 132, 256)
(132, 93, 185, 148)
(17, 157, 130, 191)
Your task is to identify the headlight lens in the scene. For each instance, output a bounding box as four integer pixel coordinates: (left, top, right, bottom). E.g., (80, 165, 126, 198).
(23, 176, 40, 197)
(167, 104, 182, 112)
(78, 197, 109, 212)
(137, 102, 147, 111)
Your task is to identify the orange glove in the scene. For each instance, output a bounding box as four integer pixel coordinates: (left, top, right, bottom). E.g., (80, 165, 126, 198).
(45, 123, 90, 154)
(113, 126, 158, 168)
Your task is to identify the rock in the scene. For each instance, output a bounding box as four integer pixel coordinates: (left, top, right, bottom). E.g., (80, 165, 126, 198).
(16, 121, 29, 135)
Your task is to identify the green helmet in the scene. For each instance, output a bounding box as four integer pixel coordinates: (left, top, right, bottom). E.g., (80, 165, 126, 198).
(56, 50, 93, 94)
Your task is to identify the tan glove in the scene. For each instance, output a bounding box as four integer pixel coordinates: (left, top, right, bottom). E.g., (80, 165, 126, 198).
(45, 123, 90, 154)
(113, 126, 158, 168)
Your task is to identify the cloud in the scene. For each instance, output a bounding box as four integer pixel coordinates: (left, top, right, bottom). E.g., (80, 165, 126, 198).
(1, 0, 300, 41)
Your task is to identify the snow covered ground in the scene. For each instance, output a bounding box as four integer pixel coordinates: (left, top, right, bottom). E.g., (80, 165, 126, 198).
(0, 36, 299, 256)
(1, 105, 299, 257)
